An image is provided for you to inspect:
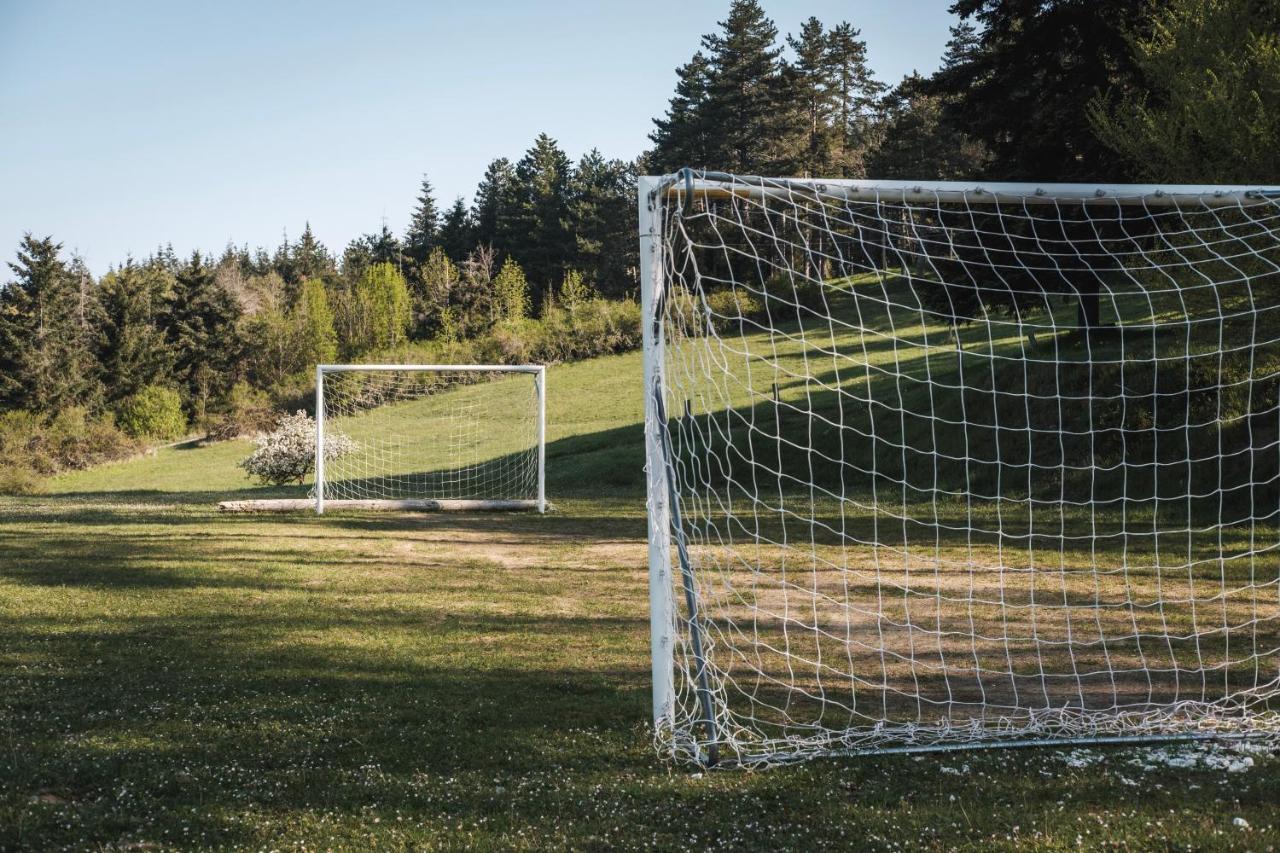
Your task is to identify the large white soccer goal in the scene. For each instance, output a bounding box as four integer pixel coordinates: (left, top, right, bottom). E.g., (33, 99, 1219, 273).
(315, 364, 546, 513)
(641, 171, 1280, 766)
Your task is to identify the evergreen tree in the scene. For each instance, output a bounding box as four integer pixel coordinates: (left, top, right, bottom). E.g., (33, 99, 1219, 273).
(341, 225, 403, 286)
(292, 223, 334, 284)
(782, 17, 841, 176)
(825, 22, 886, 177)
(439, 197, 474, 262)
(97, 260, 174, 403)
(472, 157, 515, 250)
(569, 150, 637, 297)
(650, 52, 715, 171)
(164, 252, 245, 422)
(0, 235, 101, 413)
(404, 174, 440, 265)
(930, 0, 1152, 181)
(1088, 0, 1280, 183)
(509, 133, 575, 301)
(868, 74, 989, 179)
(701, 0, 786, 173)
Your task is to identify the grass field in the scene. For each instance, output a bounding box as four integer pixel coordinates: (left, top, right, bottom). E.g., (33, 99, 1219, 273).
(3, 306, 1280, 848)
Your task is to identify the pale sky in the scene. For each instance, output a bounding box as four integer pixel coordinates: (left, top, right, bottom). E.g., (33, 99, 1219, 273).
(0, 0, 957, 274)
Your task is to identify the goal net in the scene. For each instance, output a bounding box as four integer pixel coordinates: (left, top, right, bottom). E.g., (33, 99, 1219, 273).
(315, 364, 545, 513)
(641, 171, 1280, 766)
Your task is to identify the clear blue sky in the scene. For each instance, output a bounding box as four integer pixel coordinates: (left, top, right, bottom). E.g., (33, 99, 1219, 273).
(0, 0, 956, 274)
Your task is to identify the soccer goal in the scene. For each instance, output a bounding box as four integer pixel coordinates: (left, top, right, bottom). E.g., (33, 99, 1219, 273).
(314, 364, 546, 514)
(640, 170, 1280, 766)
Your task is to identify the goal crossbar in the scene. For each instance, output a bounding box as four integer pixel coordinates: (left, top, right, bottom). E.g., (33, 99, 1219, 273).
(658, 170, 1280, 207)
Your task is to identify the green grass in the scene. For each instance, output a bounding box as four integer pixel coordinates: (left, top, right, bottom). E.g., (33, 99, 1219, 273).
(4, 283, 1279, 849)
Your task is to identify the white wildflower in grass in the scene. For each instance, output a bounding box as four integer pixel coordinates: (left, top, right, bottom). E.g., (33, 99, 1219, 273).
(239, 410, 357, 486)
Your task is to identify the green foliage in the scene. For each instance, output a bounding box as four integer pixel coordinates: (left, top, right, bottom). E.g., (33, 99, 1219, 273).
(930, 0, 1149, 181)
(558, 269, 594, 312)
(438, 197, 474, 262)
(1088, 0, 1280, 182)
(0, 406, 138, 492)
(350, 262, 411, 353)
(414, 247, 459, 338)
(116, 385, 187, 440)
(166, 253, 245, 424)
(97, 260, 174, 403)
(568, 151, 636, 297)
(0, 234, 101, 414)
(404, 174, 440, 266)
(506, 133, 575, 297)
(867, 75, 989, 179)
(294, 278, 338, 367)
(493, 257, 530, 322)
(206, 381, 279, 442)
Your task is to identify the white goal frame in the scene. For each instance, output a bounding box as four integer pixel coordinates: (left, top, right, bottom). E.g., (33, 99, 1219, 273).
(641, 172, 1280, 766)
(315, 363, 546, 515)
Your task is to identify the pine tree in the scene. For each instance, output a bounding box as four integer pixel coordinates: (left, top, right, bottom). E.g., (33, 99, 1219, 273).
(825, 22, 886, 177)
(0, 234, 101, 413)
(869, 74, 989, 179)
(439, 197, 474, 262)
(472, 158, 515, 250)
(405, 174, 440, 265)
(292, 223, 334, 284)
(164, 252, 245, 422)
(931, 0, 1152, 181)
(701, 0, 785, 173)
(509, 133, 575, 302)
(650, 52, 715, 170)
(97, 260, 174, 403)
(570, 150, 637, 297)
(782, 17, 841, 176)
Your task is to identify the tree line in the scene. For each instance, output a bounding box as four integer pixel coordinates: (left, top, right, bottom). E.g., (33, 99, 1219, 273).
(1, 0, 1276, 488)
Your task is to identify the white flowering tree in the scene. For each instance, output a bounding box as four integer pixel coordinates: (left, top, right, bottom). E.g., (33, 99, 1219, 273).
(239, 411, 356, 486)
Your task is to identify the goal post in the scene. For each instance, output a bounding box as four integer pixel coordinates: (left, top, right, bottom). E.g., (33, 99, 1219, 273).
(314, 363, 546, 514)
(643, 170, 1280, 767)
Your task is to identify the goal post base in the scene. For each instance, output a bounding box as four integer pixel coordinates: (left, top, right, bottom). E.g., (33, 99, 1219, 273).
(218, 498, 544, 513)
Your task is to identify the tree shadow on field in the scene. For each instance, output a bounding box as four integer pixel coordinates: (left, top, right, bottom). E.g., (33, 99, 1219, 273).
(0, 601, 655, 848)
(0, 505, 662, 847)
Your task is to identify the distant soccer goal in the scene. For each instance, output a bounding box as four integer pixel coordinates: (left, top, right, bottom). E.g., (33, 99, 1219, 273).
(641, 170, 1280, 766)
(315, 364, 546, 514)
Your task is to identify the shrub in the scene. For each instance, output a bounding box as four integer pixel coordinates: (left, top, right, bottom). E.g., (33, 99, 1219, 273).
(206, 382, 279, 442)
(239, 410, 357, 486)
(116, 385, 187, 440)
(0, 408, 138, 493)
(705, 289, 766, 333)
(0, 463, 44, 495)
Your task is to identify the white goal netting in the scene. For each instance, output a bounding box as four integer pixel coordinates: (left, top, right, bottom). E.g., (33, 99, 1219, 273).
(316, 366, 544, 510)
(643, 172, 1280, 766)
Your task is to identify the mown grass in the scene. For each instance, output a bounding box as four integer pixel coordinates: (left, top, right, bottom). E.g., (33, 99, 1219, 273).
(3, 280, 1278, 849)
